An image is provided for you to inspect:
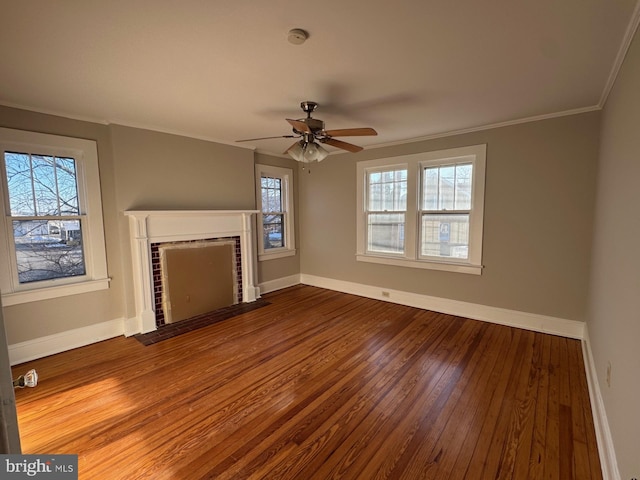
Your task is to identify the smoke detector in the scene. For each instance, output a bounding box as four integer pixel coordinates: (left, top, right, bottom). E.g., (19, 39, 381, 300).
(288, 29, 308, 45)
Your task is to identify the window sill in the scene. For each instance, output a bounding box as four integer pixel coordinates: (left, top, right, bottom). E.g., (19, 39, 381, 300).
(259, 249, 297, 261)
(1, 277, 111, 306)
(356, 254, 483, 275)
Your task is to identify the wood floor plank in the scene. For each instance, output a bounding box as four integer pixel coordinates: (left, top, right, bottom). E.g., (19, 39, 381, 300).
(458, 328, 526, 480)
(443, 324, 514, 480)
(11, 285, 603, 479)
(544, 335, 562, 480)
(526, 332, 552, 480)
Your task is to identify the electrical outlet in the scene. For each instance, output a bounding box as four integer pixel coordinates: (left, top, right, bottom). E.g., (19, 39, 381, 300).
(606, 362, 612, 388)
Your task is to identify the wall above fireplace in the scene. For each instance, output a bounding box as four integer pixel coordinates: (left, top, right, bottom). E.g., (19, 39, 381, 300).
(125, 210, 260, 334)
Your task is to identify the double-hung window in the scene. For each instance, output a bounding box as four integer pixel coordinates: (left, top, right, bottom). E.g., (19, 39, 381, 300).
(0, 128, 109, 305)
(357, 144, 486, 274)
(255, 164, 295, 260)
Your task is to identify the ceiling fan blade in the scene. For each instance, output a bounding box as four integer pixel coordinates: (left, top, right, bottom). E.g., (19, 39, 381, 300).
(236, 135, 297, 142)
(322, 138, 364, 153)
(323, 127, 377, 137)
(286, 118, 312, 134)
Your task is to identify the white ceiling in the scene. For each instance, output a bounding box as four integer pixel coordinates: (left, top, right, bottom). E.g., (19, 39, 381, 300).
(1, 1, 639, 157)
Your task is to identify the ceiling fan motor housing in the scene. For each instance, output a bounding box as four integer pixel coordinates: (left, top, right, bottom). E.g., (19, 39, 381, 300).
(296, 117, 324, 134)
(300, 101, 318, 114)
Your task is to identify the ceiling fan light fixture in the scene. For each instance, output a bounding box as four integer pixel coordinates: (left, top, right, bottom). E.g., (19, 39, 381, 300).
(313, 143, 329, 162)
(239, 101, 377, 160)
(288, 141, 329, 163)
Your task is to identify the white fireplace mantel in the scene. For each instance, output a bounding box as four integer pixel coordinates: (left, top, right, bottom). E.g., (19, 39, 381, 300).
(125, 210, 260, 334)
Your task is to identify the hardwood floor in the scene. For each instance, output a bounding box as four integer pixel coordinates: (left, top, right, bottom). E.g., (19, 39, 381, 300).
(12, 285, 602, 479)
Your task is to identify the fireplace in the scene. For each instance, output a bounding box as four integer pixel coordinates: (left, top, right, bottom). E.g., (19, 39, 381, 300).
(125, 210, 260, 334)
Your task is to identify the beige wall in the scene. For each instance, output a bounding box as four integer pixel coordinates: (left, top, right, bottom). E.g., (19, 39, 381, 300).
(0, 106, 124, 343)
(0, 103, 602, 340)
(0, 108, 258, 343)
(253, 152, 300, 285)
(299, 111, 600, 321)
(109, 125, 255, 319)
(587, 26, 640, 479)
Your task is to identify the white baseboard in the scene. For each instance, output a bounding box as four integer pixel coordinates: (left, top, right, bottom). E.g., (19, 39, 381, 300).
(299, 274, 585, 339)
(582, 326, 620, 480)
(259, 274, 301, 295)
(8, 318, 125, 366)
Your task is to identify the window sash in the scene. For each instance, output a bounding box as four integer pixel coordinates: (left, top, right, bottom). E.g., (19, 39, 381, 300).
(11, 217, 87, 284)
(421, 163, 473, 211)
(366, 211, 405, 255)
(261, 175, 286, 251)
(5, 152, 80, 217)
(419, 212, 470, 260)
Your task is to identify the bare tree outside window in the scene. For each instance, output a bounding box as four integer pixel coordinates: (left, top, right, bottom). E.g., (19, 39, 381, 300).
(4, 152, 86, 283)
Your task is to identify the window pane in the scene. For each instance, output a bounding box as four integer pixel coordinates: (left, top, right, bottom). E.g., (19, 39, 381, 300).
(13, 219, 86, 283)
(367, 213, 405, 254)
(5, 152, 36, 216)
(423, 167, 439, 210)
(32, 155, 59, 215)
(263, 214, 284, 250)
(454, 164, 473, 210)
(56, 157, 80, 215)
(261, 176, 282, 213)
(5, 152, 80, 217)
(367, 169, 407, 212)
(261, 175, 285, 250)
(422, 163, 473, 212)
(438, 165, 455, 210)
(421, 213, 469, 259)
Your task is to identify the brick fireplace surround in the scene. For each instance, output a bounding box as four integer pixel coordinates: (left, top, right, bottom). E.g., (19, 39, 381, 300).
(151, 236, 242, 327)
(125, 210, 260, 334)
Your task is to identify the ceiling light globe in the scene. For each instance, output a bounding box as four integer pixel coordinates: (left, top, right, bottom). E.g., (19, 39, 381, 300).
(304, 142, 319, 161)
(315, 144, 329, 162)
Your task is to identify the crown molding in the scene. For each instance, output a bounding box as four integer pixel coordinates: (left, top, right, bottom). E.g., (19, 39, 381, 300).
(599, 0, 640, 108)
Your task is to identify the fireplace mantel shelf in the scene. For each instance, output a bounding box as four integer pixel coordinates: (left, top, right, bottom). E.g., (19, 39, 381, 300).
(125, 210, 260, 334)
(125, 209, 259, 216)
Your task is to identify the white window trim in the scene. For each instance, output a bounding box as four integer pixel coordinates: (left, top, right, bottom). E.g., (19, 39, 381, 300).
(0, 128, 110, 305)
(356, 144, 486, 275)
(255, 164, 296, 261)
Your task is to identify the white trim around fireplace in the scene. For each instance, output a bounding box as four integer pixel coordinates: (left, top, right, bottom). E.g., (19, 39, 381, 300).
(125, 210, 260, 334)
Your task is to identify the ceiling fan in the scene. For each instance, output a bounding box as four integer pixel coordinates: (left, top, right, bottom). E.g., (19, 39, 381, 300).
(237, 101, 377, 163)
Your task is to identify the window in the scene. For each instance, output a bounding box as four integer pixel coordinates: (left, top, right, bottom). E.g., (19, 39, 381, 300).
(255, 164, 295, 260)
(0, 128, 109, 305)
(357, 144, 486, 274)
